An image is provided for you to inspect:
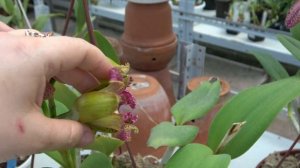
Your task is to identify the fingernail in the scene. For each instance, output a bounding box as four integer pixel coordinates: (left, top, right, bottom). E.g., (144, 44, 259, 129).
(79, 127, 94, 147)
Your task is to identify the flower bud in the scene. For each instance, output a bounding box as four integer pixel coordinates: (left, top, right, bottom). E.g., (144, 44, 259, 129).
(73, 91, 120, 123)
(87, 114, 122, 133)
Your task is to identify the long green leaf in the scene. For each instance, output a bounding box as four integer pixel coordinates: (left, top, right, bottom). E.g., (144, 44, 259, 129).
(32, 13, 63, 31)
(45, 151, 67, 168)
(81, 153, 113, 168)
(0, 15, 12, 24)
(207, 76, 300, 158)
(251, 51, 289, 81)
(0, 0, 14, 14)
(54, 82, 79, 110)
(147, 122, 198, 149)
(74, 0, 86, 35)
(84, 136, 124, 156)
(277, 34, 300, 61)
(84, 30, 120, 64)
(172, 80, 220, 125)
(165, 144, 230, 168)
(291, 23, 300, 41)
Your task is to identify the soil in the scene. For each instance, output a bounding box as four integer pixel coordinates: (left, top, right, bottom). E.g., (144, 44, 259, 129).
(258, 152, 300, 168)
(113, 152, 162, 168)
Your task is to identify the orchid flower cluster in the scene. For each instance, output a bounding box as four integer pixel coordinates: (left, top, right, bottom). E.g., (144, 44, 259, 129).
(72, 64, 138, 142)
(285, 0, 300, 29)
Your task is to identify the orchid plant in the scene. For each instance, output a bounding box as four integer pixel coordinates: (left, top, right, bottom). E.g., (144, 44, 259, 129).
(146, 1, 300, 168)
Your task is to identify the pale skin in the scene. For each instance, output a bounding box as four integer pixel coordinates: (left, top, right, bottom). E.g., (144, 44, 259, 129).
(0, 22, 113, 161)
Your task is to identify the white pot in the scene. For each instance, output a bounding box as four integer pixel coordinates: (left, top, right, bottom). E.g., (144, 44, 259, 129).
(17, 156, 32, 168)
(128, 0, 168, 4)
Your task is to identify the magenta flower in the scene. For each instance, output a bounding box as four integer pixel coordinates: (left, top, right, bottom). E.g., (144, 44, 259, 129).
(122, 112, 138, 124)
(116, 124, 139, 142)
(120, 90, 136, 109)
(285, 0, 300, 28)
(109, 67, 123, 81)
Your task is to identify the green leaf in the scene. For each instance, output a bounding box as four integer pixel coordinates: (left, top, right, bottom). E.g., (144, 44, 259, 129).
(54, 82, 79, 110)
(172, 80, 220, 125)
(84, 136, 124, 156)
(291, 23, 300, 41)
(53, 99, 69, 116)
(277, 34, 300, 61)
(251, 51, 289, 81)
(147, 122, 198, 149)
(207, 76, 300, 158)
(74, 0, 86, 35)
(0, 15, 12, 24)
(32, 13, 63, 31)
(88, 114, 122, 133)
(0, 0, 14, 14)
(12, 3, 24, 28)
(165, 144, 231, 168)
(81, 153, 113, 168)
(45, 151, 67, 168)
(84, 30, 120, 64)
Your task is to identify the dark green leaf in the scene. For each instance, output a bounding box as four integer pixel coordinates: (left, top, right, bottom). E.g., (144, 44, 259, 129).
(165, 144, 230, 168)
(277, 34, 300, 61)
(0, 0, 14, 14)
(54, 82, 79, 110)
(207, 76, 300, 158)
(84, 30, 120, 64)
(147, 122, 198, 149)
(45, 151, 67, 167)
(74, 0, 86, 35)
(80, 153, 113, 168)
(84, 136, 124, 156)
(251, 51, 289, 81)
(291, 23, 300, 41)
(32, 13, 63, 31)
(0, 15, 12, 24)
(172, 80, 220, 125)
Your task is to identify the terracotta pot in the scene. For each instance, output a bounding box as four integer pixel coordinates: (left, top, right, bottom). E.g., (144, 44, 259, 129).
(125, 74, 172, 157)
(130, 68, 176, 106)
(256, 149, 300, 168)
(121, 1, 177, 71)
(187, 76, 231, 96)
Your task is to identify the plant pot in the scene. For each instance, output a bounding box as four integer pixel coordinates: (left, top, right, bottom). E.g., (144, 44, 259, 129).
(226, 29, 239, 35)
(248, 34, 265, 42)
(121, 1, 177, 71)
(123, 74, 172, 158)
(256, 149, 300, 168)
(0, 156, 31, 168)
(215, 0, 232, 18)
(203, 0, 215, 10)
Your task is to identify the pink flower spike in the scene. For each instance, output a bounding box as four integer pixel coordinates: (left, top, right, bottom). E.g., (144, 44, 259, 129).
(117, 127, 131, 141)
(120, 90, 136, 109)
(109, 67, 123, 81)
(285, 0, 300, 28)
(122, 112, 138, 124)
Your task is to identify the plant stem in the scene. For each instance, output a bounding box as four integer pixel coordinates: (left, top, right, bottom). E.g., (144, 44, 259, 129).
(287, 102, 300, 133)
(161, 146, 176, 165)
(30, 154, 35, 168)
(62, 0, 75, 35)
(125, 142, 137, 168)
(41, 101, 50, 117)
(276, 133, 300, 168)
(48, 97, 56, 118)
(82, 0, 96, 45)
(75, 149, 81, 168)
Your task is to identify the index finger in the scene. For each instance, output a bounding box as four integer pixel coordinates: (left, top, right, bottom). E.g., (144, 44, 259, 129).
(28, 36, 114, 81)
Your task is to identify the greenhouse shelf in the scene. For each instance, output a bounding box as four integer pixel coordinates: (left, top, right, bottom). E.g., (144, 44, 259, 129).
(90, 3, 300, 67)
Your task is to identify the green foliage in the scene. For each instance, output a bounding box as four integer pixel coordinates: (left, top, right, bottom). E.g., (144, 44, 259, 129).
(80, 153, 113, 168)
(291, 23, 300, 41)
(32, 14, 63, 31)
(278, 34, 300, 61)
(84, 136, 124, 156)
(84, 30, 120, 64)
(74, 0, 86, 35)
(147, 122, 199, 149)
(207, 76, 300, 158)
(165, 144, 231, 168)
(54, 82, 79, 110)
(171, 80, 220, 125)
(45, 151, 68, 168)
(251, 51, 289, 81)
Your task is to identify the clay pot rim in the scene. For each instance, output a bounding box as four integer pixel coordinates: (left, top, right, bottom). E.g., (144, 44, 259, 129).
(121, 37, 177, 52)
(256, 149, 300, 168)
(187, 76, 231, 96)
(128, 0, 169, 4)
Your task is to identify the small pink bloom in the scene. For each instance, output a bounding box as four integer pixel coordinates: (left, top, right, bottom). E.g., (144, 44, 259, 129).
(120, 90, 136, 109)
(117, 126, 132, 141)
(285, 0, 300, 28)
(122, 112, 138, 124)
(109, 68, 123, 81)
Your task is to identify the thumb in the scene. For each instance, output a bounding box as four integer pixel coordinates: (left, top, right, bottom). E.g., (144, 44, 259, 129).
(25, 112, 94, 153)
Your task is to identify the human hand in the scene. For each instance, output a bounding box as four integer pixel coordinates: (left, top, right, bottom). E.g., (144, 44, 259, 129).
(0, 25, 113, 161)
